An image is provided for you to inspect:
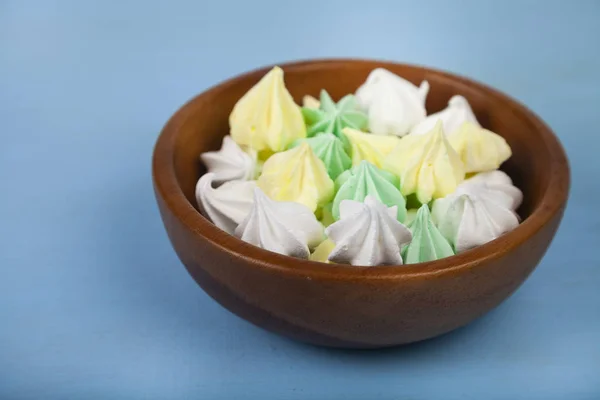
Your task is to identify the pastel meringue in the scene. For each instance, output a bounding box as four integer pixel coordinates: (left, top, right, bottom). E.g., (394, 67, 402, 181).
(457, 170, 523, 211)
(410, 95, 480, 136)
(432, 192, 520, 253)
(302, 95, 320, 109)
(195, 173, 256, 234)
(332, 161, 407, 222)
(402, 204, 454, 264)
(290, 133, 351, 180)
(309, 238, 336, 263)
(200, 135, 257, 184)
(383, 121, 465, 204)
(342, 127, 400, 169)
(229, 66, 306, 152)
(325, 196, 412, 266)
(235, 188, 324, 258)
(448, 121, 511, 173)
(302, 90, 368, 149)
(355, 68, 429, 136)
(257, 142, 334, 212)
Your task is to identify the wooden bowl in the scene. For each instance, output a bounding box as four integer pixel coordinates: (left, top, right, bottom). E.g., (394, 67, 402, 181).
(152, 59, 570, 348)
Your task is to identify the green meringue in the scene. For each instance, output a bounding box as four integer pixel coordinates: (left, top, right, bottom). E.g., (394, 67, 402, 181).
(290, 133, 351, 180)
(332, 161, 407, 222)
(402, 204, 454, 264)
(302, 90, 368, 149)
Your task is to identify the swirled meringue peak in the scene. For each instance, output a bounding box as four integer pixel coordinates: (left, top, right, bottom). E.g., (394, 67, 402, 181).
(200, 136, 257, 184)
(402, 204, 454, 264)
(383, 121, 465, 204)
(356, 68, 429, 136)
(229, 66, 306, 152)
(332, 161, 407, 222)
(431, 192, 520, 253)
(302, 90, 368, 149)
(410, 95, 480, 136)
(342, 127, 400, 168)
(447, 121, 512, 173)
(235, 188, 324, 258)
(458, 170, 523, 211)
(195, 173, 256, 235)
(257, 142, 334, 212)
(290, 133, 351, 180)
(325, 196, 412, 266)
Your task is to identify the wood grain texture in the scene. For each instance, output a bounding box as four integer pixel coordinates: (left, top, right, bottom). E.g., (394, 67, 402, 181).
(152, 59, 570, 348)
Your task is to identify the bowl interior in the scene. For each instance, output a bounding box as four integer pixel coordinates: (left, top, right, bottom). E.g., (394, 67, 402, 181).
(171, 60, 552, 227)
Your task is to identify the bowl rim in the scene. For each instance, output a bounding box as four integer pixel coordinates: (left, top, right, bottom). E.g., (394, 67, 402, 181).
(152, 58, 570, 281)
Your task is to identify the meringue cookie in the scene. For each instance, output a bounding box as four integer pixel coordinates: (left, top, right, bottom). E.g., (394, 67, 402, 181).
(342, 127, 400, 168)
(257, 142, 334, 212)
(235, 188, 324, 258)
(459, 170, 523, 211)
(290, 133, 351, 180)
(200, 136, 257, 184)
(383, 121, 465, 204)
(402, 204, 454, 264)
(229, 66, 306, 152)
(309, 238, 336, 263)
(332, 161, 407, 222)
(302, 95, 320, 109)
(432, 193, 520, 253)
(410, 95, 480, 136)
(195, 173, 256, 234)
(356, 68, 429, 136)
(448, 121, 512, 173)
(302, 90, 368, 149)
(326, 196, 412, 266)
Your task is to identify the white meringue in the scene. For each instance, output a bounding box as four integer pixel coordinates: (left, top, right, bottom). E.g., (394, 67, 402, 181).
(459, 170, 523, 211)
(432, 192, 520, 253)
(195, 173, 256, 234)
(410, 95, 480, 136)
(325, 195, 412, 266)
(355, 68, 429, 137)
(235, 188, 324, 258)
(200, 136, 257, 184)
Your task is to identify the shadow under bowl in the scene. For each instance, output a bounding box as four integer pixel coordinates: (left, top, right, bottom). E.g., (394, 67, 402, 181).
(152, 59, 570, 349)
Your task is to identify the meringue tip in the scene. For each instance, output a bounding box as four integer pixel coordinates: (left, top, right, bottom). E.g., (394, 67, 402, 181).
(449, 95, 468, 106)
(270, 66, 284, 76)
(416, 204, 431, 219)
(419, 80, 430, 95)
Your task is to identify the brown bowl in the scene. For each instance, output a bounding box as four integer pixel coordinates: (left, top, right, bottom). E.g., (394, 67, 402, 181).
(152, 59, 570, 349)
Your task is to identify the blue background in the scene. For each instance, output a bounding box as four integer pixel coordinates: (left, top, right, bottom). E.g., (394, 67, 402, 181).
(1, 1, 599, 399)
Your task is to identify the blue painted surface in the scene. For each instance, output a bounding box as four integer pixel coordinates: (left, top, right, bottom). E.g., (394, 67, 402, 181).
(1, 1, 599, 399)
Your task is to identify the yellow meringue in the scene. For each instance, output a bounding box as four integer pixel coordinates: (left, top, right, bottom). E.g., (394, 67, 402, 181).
(342, 127, 400, 169)
(448, 121, 512, 173)
(309, 239, 336, 263)
(302, 95, 320, 109)
(384, 121, 465, 204)
(257, 142, 334, 212)
(229, 66, 306, 152)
